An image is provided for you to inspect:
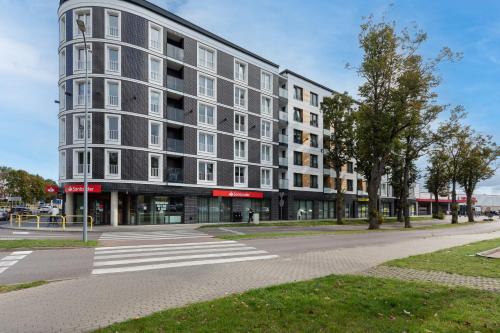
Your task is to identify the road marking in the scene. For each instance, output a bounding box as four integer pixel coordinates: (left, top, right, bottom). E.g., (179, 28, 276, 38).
(99, 231, 212, 241)
(96, 240, 237, 251)
(0, 250, 32, 275)
(219, 228, 245, 235)
(95, 246, 256, 260)
(12, 231, 30, 235)
(95, 243, 246, 255)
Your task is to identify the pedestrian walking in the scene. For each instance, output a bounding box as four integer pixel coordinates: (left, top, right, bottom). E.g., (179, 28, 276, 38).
(49, 206, 60, 227)
(248, 208, 254, 223)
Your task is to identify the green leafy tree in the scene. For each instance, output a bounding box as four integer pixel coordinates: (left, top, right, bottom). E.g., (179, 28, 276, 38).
(322, 92, 355, 224)
(425, 148, 450, 218)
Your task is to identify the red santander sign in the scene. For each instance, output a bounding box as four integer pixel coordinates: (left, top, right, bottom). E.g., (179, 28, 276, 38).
(64, 184, 102, 193)
(212, 190, 263, 199)
(45, 185, 59, 194)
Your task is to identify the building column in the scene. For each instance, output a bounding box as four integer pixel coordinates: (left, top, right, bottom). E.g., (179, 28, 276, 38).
(110, 192, 118, 227)
(430, 201, 433, 216)
(65, 193, 73, 223)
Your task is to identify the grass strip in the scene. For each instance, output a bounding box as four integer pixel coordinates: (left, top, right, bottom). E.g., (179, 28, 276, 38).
(0, 239, 98, 250)
(0, 281, 47, 294)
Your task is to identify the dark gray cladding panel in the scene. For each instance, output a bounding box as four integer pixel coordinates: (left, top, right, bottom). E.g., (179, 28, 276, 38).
(92, 77, 104, 109)
(121, 11, 148, 49)
(273, 74, 279, 96)
(273, 97, 279, 119)
(92, 6, 104, 39)
(273, 165, 279, 189)
(248, 140, 260, 164)
(248, 114, 260, 139)
(248, 89, 260, 114)
(273, 144, 279, 165)
(183, 96, 197, 125)
(122, 80, 148, 115)
(217, 79, 233, 107)
(92, 147, 104, 179)
(92, 42, 104, 74)
(183, 66, 197, 96)
(248, 63, 260, 90)
(216, 106, 234, 133)
(92, 112, 104, 144)
(248, 165, 260, 189)
(65, 114, 73, 145)
(66, 148, 73, 180)
(183, 36, 197, 67)
(65, 10, 73, 42)
(217, 133, 233, 160)
(217, 50, 233, 80)
(122, 149, 148, 181)
(273, 121, 279, 142)
(122, 46, 148, 82)
(65, 45, 73, 76)
(122, 115, 148, 148)
(217, 161, 233, 187)
(183, 156, 197, 184)
(183, 126, 197, 155)
(65, 79, 73, 111)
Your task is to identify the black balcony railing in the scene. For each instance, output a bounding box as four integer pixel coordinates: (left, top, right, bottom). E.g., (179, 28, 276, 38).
(167, 106, 184, 122)
(167, 167, 183, 183)
(167, 138, 184, 153)
(167, 76, 184, 92)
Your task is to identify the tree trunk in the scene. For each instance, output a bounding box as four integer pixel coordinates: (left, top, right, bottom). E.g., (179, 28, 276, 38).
(451, 180, 458, 224)
(335, 167, 344, 225)
(402, 164, 411, 228)
(434, 192, 439, 218)
(396, 187, 403, 222)
(367, 162, 383, 230)
(466, 190, 474, 222)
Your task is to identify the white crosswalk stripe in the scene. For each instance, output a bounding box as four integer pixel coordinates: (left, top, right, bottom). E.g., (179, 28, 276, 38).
(92, 240, 278, 275)
(0, 251, 32, 274)
(98, 230, 212, 241)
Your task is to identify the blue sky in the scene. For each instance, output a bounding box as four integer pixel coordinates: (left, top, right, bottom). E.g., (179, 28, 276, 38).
(0, 0, 499, 193)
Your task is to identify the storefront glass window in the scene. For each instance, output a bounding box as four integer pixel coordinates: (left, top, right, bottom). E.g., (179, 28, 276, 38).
(357, 202, 368, 218)
(295, 200, 313, 220)
(136, 195, 184, 224)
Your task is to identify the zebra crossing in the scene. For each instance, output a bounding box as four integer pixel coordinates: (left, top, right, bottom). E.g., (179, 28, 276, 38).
(0, 251, 32, 274)
(99, 230, 212, 241)
(91, 240, 278, 275)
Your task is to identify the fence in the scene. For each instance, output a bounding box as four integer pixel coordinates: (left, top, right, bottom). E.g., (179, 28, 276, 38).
(9, 214, 93, 230)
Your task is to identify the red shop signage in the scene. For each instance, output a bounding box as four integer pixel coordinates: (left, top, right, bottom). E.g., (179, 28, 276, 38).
(64, 184, 102, 193)
(212, 190, 264, 199)
(45, 185, 59, 194)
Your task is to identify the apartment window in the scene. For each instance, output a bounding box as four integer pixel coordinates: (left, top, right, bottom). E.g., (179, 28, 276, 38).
(149, 55, 162, 84)
(293, 129, 303, 144)
(105, 149, 121, 179)
(198, 44, 215, 70)
(149, 121, 162, 149)
(234, 113, 247, 134)
(74, 9, 92, 38)
(198, 74, 215, 98)
(234, 86, 247, 109)
(261, 168, 272, 188)
(59, 15, 66, 43)
(294, 151, 303, 166)
(293, 86, 303, 101)
(198, 160, 215, 183)
(310, 92, 319, 107)
(105, 115, 121, 144)
(310, 113, 318, 127)
(261, 120, 272, 140)
(198, 132, 215, 155)
(310, 154, 318, 168)
(234, 165, 247, 187)
(73, 114, 91, 142)
(261, 71, 272, 91)
(198, 102, 215, 127)
(59, 50, 66, 77)
(149, 154, 163, 181)
(105, 10, 120, 39)
(149, 88, 163, 115)
(310, 134, 318, 148)
(347, 179, 354, 192)
(105, 80, 120, 108)
(59, 117, 66, 145)
(293, 108, 303, 122)
(261, 144, 272, 164)
(74, 44, 92, 72)
(347, 162, 354, 173)
(59, 83, 66, 110)
(310, 175, 318, 188)
(73, 149, 92, 177)
(106, 45, 120, 74)
(261, 96, 272, 116)
(149, 23, 162, 51)
(294, 173, 303, 187)
(59, 151, 66, 179)
(234, 59, 247, 82)
(74, 79, 91, 107)
(234, 139, 247, 161)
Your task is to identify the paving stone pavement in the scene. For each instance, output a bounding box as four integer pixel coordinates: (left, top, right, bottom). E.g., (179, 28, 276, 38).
(361, 266, 500, 292)
(0, 231, 499, 333)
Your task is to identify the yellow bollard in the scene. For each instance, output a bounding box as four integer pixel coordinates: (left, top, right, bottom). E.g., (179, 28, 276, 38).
(89, 216, 94, 231)
(10, 214, 13, 226)
(36, 216, 40, 229)
(62, 216, 66, 230)
(17, 215, 21, 228)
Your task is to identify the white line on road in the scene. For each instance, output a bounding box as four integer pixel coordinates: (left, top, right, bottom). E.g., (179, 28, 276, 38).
(95, 243, 247, 255)
(219, 228, 245, 235)
(0, 250, 32, 275)
(96, 240, 237, 251)
(99, 235, 212, 241)
(12, 231, 30, 235)
(95, 246, 257, 260)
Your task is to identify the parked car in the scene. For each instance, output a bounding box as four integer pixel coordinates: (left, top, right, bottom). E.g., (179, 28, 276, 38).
(8, 206, 32, 218)
(38, 205, 52, 214)
(0, 209, 8, 221)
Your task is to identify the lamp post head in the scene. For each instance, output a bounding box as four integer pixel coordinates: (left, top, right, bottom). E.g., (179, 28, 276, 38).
(76, 19, 86, 33)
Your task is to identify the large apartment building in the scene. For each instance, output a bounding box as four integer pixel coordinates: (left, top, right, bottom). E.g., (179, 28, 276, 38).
(57, 0, 396, 225)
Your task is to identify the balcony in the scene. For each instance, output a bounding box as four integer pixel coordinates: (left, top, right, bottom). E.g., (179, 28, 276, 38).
(150, 135, 159, 145)
(279, 88, 288, 98)
(167, 44, 184, 62)
(108, 95, 119, 107)
(108, 60, 119, 72)
(150, 103, 160, 115)
(279, 179, 289, 189)
(167, 167, 183, 183)
(108, 130, 119, 141)
(150, 39, 161, 50)
(167, 76, 184, 92)
(76, 60, 91, 71)
(107, 27, 119, 37)
(167, 138, 184, 153)
(279, 111, 288, 121)
(279, 134, 288, 144)
(77, 164, 90, 175)
(167, 106, 184, 122)
(150, 167, 159, 177)
(279, 157, 288, 166)
(108, 164, 119, 175)
(150, 71, 161, 83)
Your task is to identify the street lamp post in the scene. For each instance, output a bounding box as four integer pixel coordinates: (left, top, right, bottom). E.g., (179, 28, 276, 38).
(76, 19, 88, 242)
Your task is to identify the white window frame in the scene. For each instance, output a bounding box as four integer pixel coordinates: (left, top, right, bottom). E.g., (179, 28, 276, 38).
(104, 114, 121, 145)
(72, 113, 92, 144)
(73, 8, 92, 39)
(73, 148, 92, 179)
(59, 116, 66, 145)
(105, 149, 121, 179)
(105, 9, 121, 40)
(198, 72, 216, 100)
(261, 70, 273, 92)
(234, 138, 248, 161)
(260, 167, 272, 189)
(59, 150, 66, 180)
(234, 112, 247, 135)
(105, 44, 121, 75)
(234, 59, 248, 83)
(105, 79, 121, 109)
(148, 22, 163, 53)
(261, 95, 273, 117)
(234, 164, 248, 187)
(234, 86, 247, 109)
(148, 87, 163, 116)
(59, 14, 66, 43)
(148, 54, 163, 85)
(197, 131, 216, 156)
(73, 43, 92, 74)
(197, 43, 216, 72)
(73, 78, 92, 108)
(148, 153, 163, 182)
(148, 120, 163, 150)
(59, 83, 66, 111)
(197, 159, 216, 185)
(261, 143, 272, 165)
(59, 49, 66, 77)
(261, 119, 272, 141)
(197, 101, 216, 128)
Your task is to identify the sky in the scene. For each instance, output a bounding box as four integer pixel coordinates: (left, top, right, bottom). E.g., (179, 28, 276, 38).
(0, 0, 499, 194)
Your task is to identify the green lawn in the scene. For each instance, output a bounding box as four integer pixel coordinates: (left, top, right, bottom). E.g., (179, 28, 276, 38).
(0, 281, 47, 294)
(0, 239, 98, 250)
(386, 238, 500, 278)
(218, 230, 357, 240)
(95, 274, 500, 333)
